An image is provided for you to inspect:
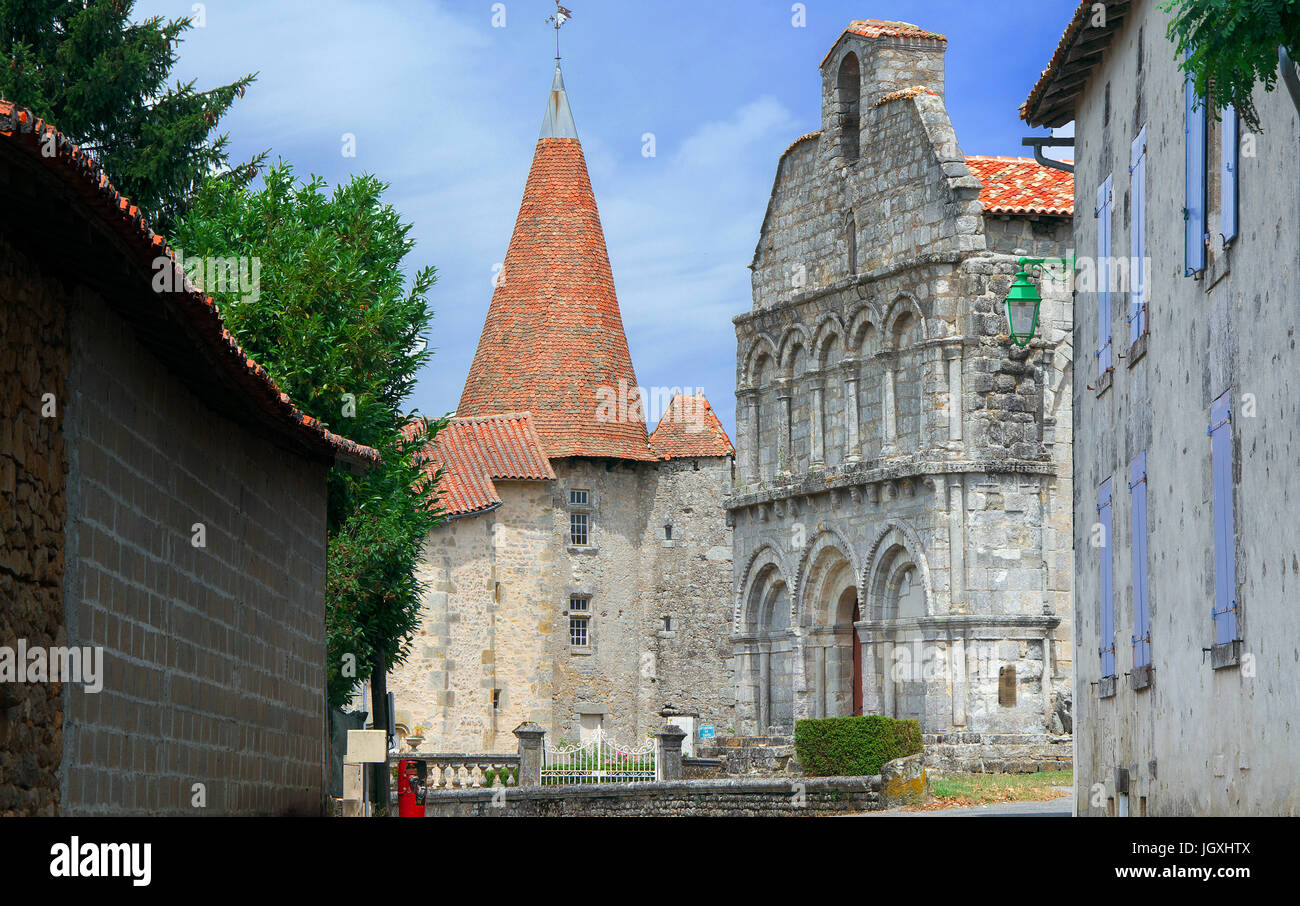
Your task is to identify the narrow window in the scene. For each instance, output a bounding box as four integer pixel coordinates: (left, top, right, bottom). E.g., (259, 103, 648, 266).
(664, 524, 673, 540)
(492, 689, 501, 711)
(1129, 452, 1150, 669)
(1099, 478, 1116, 678)
(836, 53, 861, 162)
(1209, 392, 1237, 645)
(1129, 127, 1148, 341)
(1221, 105, 1239, 244)
(845, 212, 857, 275)
(1096, 175, 1115, 374)
(1185, 56, 1208, 275)
(663, 616, 672, 632)
(570, 511, 589, 546)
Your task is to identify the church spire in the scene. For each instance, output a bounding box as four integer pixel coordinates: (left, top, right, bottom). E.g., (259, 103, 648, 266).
(539, 65, 578, 140)
(457, 57, 653, 461)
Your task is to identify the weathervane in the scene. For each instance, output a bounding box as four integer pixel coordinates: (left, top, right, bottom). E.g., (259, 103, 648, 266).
(546, 2, 573, 62)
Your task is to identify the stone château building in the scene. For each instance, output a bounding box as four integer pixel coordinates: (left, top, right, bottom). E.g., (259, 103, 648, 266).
(387, 66, 736, 752)
(727, 21, 1076, 770)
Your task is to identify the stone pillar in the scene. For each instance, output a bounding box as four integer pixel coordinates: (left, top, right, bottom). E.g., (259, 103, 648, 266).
(809, 377, 825, 468)
(654, 725, 687, 781)
(881, 639, 896, 717)
(882, 362, 897, 453)
(843, 364, 861, 463)
(513, 722, 546, 787)
(758, 646, 772, 732)
(813, 644, 827, 718)
(946, 345, 963, 443)
(948, 477, 965, 613)
(776, 381, 793, 476)
(740, 389, 761, 483)
(950, 636, 967, 727)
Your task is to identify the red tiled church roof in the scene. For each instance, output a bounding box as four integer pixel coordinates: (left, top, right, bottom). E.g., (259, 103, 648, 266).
(965, 155, 1074, 216)
(458, 66, 655, 462)
(648, 395, 734, 459)
(411, 413, 555, 518)
(0, 100, 378, 468)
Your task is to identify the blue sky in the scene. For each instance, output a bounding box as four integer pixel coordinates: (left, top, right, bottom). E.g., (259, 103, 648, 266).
(136, 0, 1077, 440)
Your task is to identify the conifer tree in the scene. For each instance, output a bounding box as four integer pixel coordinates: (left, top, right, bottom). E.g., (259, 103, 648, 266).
(0, 0, 260, 232)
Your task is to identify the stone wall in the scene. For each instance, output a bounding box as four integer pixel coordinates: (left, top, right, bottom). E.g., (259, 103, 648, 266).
(389, 480, 557, 752)
(422, 775, 880, 817)
(0, 234, 69, 817)
(59, 291, 331, 815)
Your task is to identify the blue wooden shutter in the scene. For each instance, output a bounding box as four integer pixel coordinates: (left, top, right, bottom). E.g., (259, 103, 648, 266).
(1129, 452, 1150, 668)
(1185, 64, 1207, 275)
(1099, 478, 1116, 677)
(1209, 392, 1237, 644)
(1221, 105, 1239, 243)
(1130, 127, 1148, 340)
(1096, 175, 1114, 374)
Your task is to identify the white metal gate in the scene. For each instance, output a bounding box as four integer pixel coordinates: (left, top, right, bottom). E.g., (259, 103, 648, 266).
(541, 728, 657, 785)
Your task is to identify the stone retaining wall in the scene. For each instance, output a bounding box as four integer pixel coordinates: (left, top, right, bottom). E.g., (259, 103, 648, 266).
(923, 732, 1073, 774)
(422, 776, 881, 817)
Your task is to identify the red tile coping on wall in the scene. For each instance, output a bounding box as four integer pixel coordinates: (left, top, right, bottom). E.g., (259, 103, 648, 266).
(872, 85, 939, 108)
(965, 155, 1075, 217)
(821, 19, 948, 68)
(408, 413, 556, 518)
(648, 395, 735, 459)
(0, 99, 379, 468)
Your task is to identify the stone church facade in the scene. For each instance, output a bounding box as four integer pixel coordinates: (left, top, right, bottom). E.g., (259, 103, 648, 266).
(387, 67, 736, 753)
(728, 21, 1076, 769)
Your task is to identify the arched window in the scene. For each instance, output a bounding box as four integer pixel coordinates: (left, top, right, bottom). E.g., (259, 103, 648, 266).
(836, 54, 861, 162)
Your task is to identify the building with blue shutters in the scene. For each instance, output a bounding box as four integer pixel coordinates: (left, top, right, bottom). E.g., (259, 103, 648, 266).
(1024, 0, 1300, 816)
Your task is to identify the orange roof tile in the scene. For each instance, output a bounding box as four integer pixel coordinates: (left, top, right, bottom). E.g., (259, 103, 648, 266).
(458, 71, 654, 462)
(412, 413, 555, 518)
(821, 19, 947, 67)
(648, 395, 734, 459)
(845, 19, 946, 42)
(965, 155, 1074, 216)
(873, 85, 939, 108)
(0, 99, 378, 468)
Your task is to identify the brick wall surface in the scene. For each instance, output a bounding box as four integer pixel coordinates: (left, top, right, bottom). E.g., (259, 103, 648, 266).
(0, 234, 69, 816)
(60, 290, 331, 815)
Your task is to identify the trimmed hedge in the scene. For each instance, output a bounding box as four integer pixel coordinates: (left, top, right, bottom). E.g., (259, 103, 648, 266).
(794, 715, 923, 777)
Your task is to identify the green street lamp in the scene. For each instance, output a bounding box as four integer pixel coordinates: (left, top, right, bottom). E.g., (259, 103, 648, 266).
(1005, 256, 1044, 347)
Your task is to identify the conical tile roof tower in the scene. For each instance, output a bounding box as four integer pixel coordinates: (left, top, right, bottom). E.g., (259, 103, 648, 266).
(458, 65, 655, 461)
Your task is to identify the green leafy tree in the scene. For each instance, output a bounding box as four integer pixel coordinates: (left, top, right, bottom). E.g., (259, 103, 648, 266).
(1163, 0, 1300, 130)
(0, 0, 261, 232)
(172, 161, 446, 713)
